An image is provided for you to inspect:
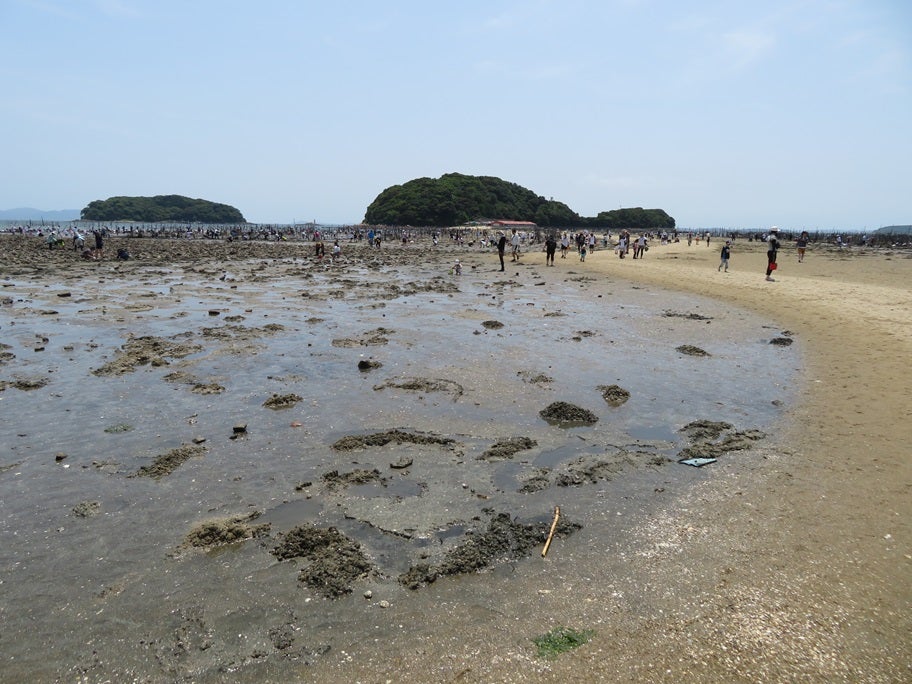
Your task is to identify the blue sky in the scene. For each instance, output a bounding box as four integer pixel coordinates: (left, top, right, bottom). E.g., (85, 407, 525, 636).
(2, 0, 909, 230)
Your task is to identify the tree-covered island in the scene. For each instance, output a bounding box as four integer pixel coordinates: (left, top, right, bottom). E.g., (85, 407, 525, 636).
(81, 195, 246, 223)
(364, 172, 674, 229)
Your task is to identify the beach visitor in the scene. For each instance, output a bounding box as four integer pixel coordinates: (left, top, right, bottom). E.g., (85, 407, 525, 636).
(315, 241, 325, 259)
(633, 234, 647, 259)
(332, 241, 341, 260)
(719, 240, 732, 272)
(796, 231, 809, 262)
(510, 229, 521, 261)
(497, 231, 507, 271)
(73, 230, 85, 251)
(92, 229, 104, 259)
(545, 234, 557, 266)
(579, 240, 587, 262)
(765, 226, 780, 281)
(452, 259, 462, 275)
(560, 233, 569, 258)
(617, 234, 627, 258)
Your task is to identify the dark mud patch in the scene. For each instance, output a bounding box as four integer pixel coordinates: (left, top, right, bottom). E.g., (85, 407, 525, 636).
(519, 371, 553, 385)
(134, 444, 206, 480)
(0, 343, 15, 365)
(680, 420, 732, 442)
(104, 423, 134, 433)
(770, 337, 794, 346)
(72, 500, 101, 518)
(373, 376, 464, 400)
(332, 429, 455, 451)
(676, 344, 710, 357)
(200, 322, 286, 341)
(272, 524, 373, 597)
(321, 468, 384, 491)
(331, 327, 394, 347)
(398, 512, 582, 590)
(677, 428, 767, 461)
(179, 512, 270, 551)
(10, 376, 49, 391)
(92, 336, 203, 376)
(357, 359, 382, 371)
(663, 310, 713, 321)
(597, 384, 630, 407)
(164, 371, 225, 394)
(554, 455, 634, 486)
(519, 469, 551, 493)
(539, 401, 599, 426)
(263, 393, 303, 410)
(481, 320, 504, 329)
(478, 437, 538, 461)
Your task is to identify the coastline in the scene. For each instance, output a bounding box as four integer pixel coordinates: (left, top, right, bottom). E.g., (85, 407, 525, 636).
(1, 234, 909, 682)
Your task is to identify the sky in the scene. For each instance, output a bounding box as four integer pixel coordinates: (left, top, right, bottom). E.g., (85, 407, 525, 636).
(2, 0, 910, 230)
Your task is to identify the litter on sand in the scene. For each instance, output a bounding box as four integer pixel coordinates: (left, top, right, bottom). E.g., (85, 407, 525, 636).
(678, 457, 717, 467)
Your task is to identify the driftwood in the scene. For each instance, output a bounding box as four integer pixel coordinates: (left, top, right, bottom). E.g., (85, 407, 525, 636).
(541, 506, 561, 558)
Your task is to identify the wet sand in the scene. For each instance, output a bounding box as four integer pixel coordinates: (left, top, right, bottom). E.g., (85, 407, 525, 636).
(1, 234, 909, 682)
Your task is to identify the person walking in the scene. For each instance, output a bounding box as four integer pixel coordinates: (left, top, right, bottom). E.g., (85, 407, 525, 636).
(718, 240, 732, 272)
(510, 228, 521, 261)
(560, 233, 569, 258)
(796, 231, 809, 262)
(765, 226, 780, 281)
(497, 231, 507, 271)
(545, 234, 557, 266)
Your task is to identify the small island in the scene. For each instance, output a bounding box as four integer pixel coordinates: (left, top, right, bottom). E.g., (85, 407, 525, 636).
(81, 195, 245, 223)
(364, 172, 675, 229)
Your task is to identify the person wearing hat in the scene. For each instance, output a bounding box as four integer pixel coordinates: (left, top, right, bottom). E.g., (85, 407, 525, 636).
(719, 239, 732, 272)
(765, 226, 780, 281)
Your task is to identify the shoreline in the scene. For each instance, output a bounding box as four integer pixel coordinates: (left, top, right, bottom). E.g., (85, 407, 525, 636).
(2, 235, 909, 682)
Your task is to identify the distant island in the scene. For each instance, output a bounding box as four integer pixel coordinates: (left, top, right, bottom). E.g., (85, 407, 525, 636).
(363, 172, 675, 229)
(0, 208, 80, 221)
(81, 195, 246, 223)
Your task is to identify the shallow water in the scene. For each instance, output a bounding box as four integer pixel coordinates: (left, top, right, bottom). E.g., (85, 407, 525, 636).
(0, 256, 798, 680)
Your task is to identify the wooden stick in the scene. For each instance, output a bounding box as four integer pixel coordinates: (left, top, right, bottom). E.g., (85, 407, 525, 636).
(541, 506, 561, 558)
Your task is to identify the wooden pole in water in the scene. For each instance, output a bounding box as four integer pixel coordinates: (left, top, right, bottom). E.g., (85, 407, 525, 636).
(541, 506, 561, 558)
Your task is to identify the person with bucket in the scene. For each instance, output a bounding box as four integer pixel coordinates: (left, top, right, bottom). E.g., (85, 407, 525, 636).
(765, 226, 780, 281)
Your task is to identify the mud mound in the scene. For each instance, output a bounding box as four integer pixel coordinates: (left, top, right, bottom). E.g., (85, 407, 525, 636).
(770, 337, 794, 346)
(478, 437, 538, 461)
(321, 468, 383, 490)
(92, 336, 202, 376)
(398, 512, 582, 589)
(357, 359, 382, 371)
(134, 444, 206, 479)
(72, 500, 101, 518)
(373, 376, 464, 400)
(481, 320, 504, 329)
(539, 401, 599, 426)
(597, 384, 630, 407)
(272, 524, 373, 597)
(680, 420, 732, 442)
(519, 371, 552, 385)
(10, 376, 49, 391)
(331, 327, 394, 347)
(677, 428, 767, 461)
(663, 310, 713, 321)
(182, 513, 270, 549)
(332, 429, 455, 451)
(263, 393, 303, 409)
(554, 457, 631, 486)
(676, 344, 710, 357)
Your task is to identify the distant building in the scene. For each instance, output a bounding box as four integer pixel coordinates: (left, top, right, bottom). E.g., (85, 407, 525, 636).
(490, 219, 537, 229)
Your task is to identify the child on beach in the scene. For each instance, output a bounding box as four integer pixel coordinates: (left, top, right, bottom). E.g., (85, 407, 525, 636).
(796, 231, 809, 262)
(719, 240, 732, 272)
(451, 259, 462, 275)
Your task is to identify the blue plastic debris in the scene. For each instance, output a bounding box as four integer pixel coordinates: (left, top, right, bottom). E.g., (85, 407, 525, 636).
(678, 457, 717, 467)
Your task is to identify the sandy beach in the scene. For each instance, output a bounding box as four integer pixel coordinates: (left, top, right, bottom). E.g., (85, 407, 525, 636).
(1, 233, 909, 683)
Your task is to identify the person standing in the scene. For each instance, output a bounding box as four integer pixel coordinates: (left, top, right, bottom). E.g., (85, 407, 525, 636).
(718, 240, 732, 272)
(560, 233, 569, 258)
(92, 229, 104, 259)
(497, 231, 507, 271)
(545, 234, 557, 266)
(633, 234, 647, 259)
(510, 228, 521, 261)
(765, 226, 780, 281)
(796, 231, 809, 262)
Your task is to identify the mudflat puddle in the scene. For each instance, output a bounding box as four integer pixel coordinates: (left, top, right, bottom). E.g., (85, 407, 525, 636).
(0, 254, 798, 680)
